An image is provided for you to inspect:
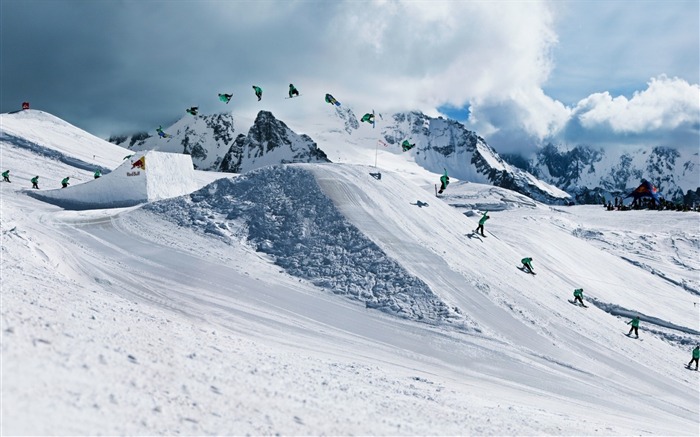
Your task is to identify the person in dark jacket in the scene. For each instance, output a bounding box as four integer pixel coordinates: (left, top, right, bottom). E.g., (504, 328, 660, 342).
(31, 175, 39, 189)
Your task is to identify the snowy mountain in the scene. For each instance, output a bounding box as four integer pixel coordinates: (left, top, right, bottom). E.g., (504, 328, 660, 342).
(219, 110, 330, 173)
(2, 109, 699, 434)
(506, 143, 700, 203)
(109, 111, 330, 173)
(376, 111, 570, 204)
(111, 108, 570, 204)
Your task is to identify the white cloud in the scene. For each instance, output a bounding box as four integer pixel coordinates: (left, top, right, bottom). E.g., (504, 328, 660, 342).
(574, 75, 700, 133)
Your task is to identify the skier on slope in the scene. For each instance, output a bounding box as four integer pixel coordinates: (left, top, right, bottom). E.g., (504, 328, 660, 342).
(218, 93, 233, 104)
(2, 170, 10, 182)
(573, 288, 587, 307)
(521, 257, 534, 274)
(437, 169, 449, 194)
(31, 175, 39, 189)
(253, 85, 263, 101)
(627, 316, 640, 338)
(475, 211, 490, 236)
(360, 113, 374, 124)
(61, 177, 70, 188)
(288, 84, 299, 98)
(401, 140, 415, 152)
(687, 345, 700, 370)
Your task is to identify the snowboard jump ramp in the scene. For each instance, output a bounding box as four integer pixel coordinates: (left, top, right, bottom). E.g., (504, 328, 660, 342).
(28, 151, 198, 210)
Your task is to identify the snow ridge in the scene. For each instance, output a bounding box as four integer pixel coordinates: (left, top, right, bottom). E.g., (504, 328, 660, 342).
(144, 165, 458, 324)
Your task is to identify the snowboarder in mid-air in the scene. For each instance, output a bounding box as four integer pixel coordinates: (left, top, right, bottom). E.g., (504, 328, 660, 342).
(186, 107, 198, 116)
(289, 84, 299, 98)
(687, 345, 700, 370)
(360, 113, 375, 125)
(627, 316, 640, 338)
(401, 140, 415, 152)
(437, 169, 449, 194)
(31, 175, 39, 189)
(218, 93, 233, 104)
(573, 288, 587, 307)
(521, 257, 534, 274)
(325, 94, 340, 106)
(253, 85, 263, 101)
(2, 170, 10, 182)
(156, 126, 169, 139)
(475, 211, 490, 236)
(61, 177, 70, 188)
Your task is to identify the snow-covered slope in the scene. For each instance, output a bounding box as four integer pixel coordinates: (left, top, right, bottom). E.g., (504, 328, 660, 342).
(2, 110, 699, 435)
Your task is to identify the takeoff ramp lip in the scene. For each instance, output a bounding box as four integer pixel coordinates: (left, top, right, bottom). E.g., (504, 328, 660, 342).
(27, 151, 198, 210)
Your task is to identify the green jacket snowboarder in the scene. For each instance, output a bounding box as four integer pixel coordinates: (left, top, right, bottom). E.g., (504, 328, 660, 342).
(627, 316, 640, 338)
(31, 176, 39, 189)
(521, 257, 534, 273)
(401, 140, 415, 152)
(61, 177, 70, 188)
(2, 170, 10, 183)
(218, 93, 233, 104)
(94, 169, 101, 179)
(438, 169, 449, 194)
(573, 288, 586, 307)
(253, 85, 263, 101)
(475, 211, 490, 236)
(289, 83, 299, 98)
(360, 113, 375, 124)
(688, 346, 700, 370)
(186, 106, 198, 116)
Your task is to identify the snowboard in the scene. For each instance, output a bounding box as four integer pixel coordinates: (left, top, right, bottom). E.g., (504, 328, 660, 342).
(568, 299, 587, 308)
(285, 94, 302, 99)
(517, 266, 536, 275)
(625, 333, 642, 340)
(685, 365, 698, 371)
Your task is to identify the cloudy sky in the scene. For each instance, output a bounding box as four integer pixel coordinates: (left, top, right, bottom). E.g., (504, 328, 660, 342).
(1, 0, 698, 156)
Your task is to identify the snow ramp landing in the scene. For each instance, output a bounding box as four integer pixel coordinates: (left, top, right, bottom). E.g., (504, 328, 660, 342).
(143, 164, 463, 327)
(27, 151, 198, 210)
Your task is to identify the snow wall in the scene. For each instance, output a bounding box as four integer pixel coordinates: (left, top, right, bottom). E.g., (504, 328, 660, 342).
(27, 151, 198, 210)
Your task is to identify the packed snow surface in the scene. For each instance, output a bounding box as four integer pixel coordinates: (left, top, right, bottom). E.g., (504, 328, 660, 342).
(2, 110, 699, 435)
